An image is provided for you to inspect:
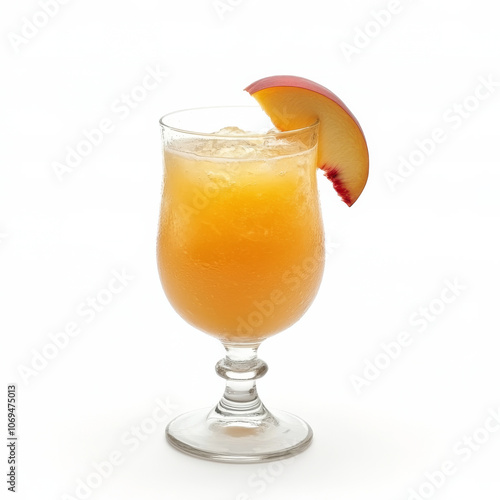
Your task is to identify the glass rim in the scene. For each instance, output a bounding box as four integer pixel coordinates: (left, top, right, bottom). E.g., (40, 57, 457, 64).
(159, 105, 319, 139)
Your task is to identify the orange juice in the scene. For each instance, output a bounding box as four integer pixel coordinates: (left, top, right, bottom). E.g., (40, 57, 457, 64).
(157, 130, 324, 342)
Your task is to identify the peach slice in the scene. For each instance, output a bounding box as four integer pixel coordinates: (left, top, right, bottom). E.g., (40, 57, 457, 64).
(245, 75, 369, 206)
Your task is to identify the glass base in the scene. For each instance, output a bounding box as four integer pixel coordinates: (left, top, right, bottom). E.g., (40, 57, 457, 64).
(166, 407, 313, 463)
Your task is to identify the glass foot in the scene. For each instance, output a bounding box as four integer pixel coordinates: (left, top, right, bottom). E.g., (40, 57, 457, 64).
(166, 407, 313, 463)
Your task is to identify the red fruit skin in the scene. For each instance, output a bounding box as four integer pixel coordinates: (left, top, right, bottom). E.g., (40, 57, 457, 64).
(244, 75, 365, 141)
(245, 75, 368, 207)
(322, 166, 352, 206)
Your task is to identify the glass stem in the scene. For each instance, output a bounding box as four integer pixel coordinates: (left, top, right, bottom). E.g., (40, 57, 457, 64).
(213, 343, 271, 422)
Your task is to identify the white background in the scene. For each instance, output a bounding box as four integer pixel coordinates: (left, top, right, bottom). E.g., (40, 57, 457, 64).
(1, 0, 500, 499)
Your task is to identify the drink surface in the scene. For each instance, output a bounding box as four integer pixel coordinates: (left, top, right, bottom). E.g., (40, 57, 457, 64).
(157, 128, 325, 342)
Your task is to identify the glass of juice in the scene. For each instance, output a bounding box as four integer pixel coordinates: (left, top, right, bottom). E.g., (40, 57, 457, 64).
(157, 106, 324, 462)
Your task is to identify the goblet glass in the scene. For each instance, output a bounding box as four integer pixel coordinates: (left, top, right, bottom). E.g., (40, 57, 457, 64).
(157, 106, 324, 462)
